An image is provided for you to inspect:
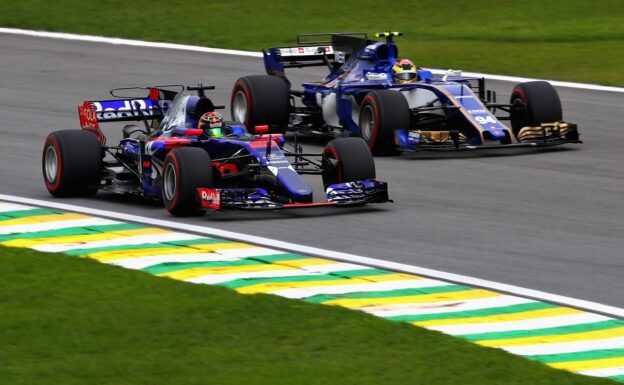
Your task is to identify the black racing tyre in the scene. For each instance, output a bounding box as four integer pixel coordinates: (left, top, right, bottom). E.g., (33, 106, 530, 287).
(162, 147, 214, 217)
(42, 130, 102, 197)
(322, 137, 376, 189)
(510, 81, 562, 136)
(230, 75, 290, 134)
(358, 90, 409, 155)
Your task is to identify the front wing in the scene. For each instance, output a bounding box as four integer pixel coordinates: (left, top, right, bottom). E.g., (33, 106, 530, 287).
(196, 180, 390, 211)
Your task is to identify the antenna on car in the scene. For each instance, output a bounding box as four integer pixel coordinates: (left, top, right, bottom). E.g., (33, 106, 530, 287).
(375, 31, 403, 43)
(186, 84, 216, 97)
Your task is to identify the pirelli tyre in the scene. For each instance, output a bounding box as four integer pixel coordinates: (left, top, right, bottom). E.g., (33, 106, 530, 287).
(359, 90, 409, 156)
(322, 137, 376, 189)
(510, 81, 563, 137)
(230, 75, 290, 134)
(162, 147, 214, 217)
(42, 130, 102, 197)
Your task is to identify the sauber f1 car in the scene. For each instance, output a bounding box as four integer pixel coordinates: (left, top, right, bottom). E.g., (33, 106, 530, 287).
(42, 85, 389, 216)
(231, 32, 581, 155)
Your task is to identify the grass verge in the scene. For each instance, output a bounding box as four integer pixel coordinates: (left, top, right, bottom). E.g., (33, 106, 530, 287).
(1, 0, 623, 85)
(0, 245, 617, 385)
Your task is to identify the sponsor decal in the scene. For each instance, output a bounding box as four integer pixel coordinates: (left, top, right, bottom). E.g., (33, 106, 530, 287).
(90, 99, 171, 121)
(365, 72, 388, 81)
(475, 115, 498, 125)
(468, 109, 488, 114)
(279, 46, 333, 57)
(78, 101, 105, 144)
(198, 188, 221, 210)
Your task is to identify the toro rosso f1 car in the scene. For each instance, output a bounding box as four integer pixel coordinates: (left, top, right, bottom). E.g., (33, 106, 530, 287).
(231, 32, 581, 155)
(42, 85, 389, 216)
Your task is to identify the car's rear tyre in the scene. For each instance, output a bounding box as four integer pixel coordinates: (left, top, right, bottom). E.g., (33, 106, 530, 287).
(510, 81, 562, 136)
(322, 137, 376, 189)
(162, 147, 214, 217)
(42, 130, 102, 197)
(231, 75, 290, 134)
(359, 90, 409, 156)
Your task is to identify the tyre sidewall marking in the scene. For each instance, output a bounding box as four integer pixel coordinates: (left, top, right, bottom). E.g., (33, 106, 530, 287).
(43, 135, 62, 192)
(362, 95, 380, 149)
(164, 152, 181, 211)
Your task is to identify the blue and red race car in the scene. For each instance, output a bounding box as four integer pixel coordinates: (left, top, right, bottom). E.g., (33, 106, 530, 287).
(42, 85, 389, 216)
(231, 32, 581, 155)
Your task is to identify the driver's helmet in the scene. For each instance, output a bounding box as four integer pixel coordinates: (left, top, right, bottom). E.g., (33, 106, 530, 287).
(391, 59, 418, 84)
(198, 111, 224, 137)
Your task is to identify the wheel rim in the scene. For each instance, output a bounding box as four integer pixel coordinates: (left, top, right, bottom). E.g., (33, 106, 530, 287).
(44, 145, 58, 183)
(232, 90, 248, 124)
(163, 163, 177, 201)
(360, 105, 375, 141)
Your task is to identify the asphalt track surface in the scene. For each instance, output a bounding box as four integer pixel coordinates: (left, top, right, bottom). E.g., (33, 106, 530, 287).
(1, 34, 623, 308)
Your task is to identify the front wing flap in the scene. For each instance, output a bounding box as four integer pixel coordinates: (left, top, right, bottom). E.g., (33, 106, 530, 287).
(197, 180, 390, 211)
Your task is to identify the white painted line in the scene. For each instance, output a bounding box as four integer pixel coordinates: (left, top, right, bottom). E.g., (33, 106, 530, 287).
(0, 27, 262, 58)
(1, 193, 623, 319)
(430, 313, 612, 335)
(1, 27, 623, 93)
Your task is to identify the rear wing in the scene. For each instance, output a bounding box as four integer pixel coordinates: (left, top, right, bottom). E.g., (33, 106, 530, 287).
(263, 32, 374, 77)
(78, 86, 180, 144)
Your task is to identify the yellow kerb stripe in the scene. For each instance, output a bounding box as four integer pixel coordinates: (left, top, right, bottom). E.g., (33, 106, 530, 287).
(549, 356, 624, 371)
(85, 243, 245, 262)
(237, 278, 370, 294)
(0, 213, 88, 226)
(477, 326, 624, 348)
(325, 289, 500, 309)
(361, 273, 424, 282)
(159, 263, 295, 280)
(1, 228, 172, 248)
(274, 257, 339, 268)
(235, 273, 423, 294)
(413, 307, 583, 327)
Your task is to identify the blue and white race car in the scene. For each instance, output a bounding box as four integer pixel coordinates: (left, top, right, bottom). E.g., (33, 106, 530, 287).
(231, 32, 581, 155)
(42, 85, 389, 216)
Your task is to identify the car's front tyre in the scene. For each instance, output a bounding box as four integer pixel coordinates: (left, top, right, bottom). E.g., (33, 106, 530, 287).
(162, 147, 214, 217)
(359, 90, 408, 155)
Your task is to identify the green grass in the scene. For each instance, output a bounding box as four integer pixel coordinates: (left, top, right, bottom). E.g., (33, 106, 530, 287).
(0, 245, 617, 385)
(1, 0, 623, 85)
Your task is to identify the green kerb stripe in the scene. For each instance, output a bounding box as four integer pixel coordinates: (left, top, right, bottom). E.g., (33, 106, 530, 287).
(462, 320, 624, 341)
(527, 348, 624, 364)
(0, 223, 143, 242)
(220, 273, 351, 289)
(142, 259, 264, 274)
(304, 284, 469, 304)
(0, 208, 63, 220)
(609, 375, 624, 381)
(219, 268, 385, 289)
(386, 301, 556, 322)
